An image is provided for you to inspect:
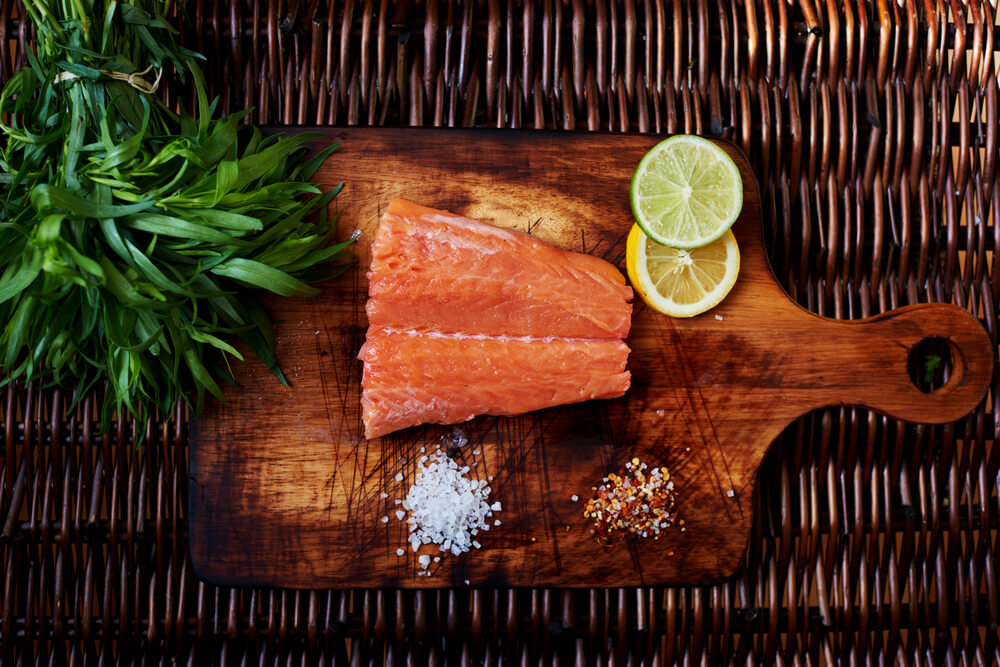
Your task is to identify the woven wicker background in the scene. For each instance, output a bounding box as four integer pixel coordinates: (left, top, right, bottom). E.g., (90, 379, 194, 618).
(3, 0, 999, 663)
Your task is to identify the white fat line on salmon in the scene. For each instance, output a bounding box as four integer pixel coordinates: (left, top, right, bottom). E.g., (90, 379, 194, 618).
(388, 213, 522, 253)
(389, 226, 503, 255)
(424, 213, 523, 242)
(377, 327, 619, 344)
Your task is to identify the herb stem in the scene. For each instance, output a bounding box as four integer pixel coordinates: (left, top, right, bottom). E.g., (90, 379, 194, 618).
(31, 0, 66, 40)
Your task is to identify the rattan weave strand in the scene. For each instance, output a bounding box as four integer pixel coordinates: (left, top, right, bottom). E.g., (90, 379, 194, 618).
(2, 0, 999, 664)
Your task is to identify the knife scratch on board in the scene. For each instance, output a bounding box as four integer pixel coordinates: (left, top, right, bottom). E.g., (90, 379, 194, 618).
(601, 225, 632, 267)
(580, 228, 605, 257)
(534, 429, 563, 573)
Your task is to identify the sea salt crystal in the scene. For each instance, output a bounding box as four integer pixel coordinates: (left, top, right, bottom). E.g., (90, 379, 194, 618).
(418, 554, 431, 569)
(571, 494, 579, 502)
(714, 314, 724, 321)
(396, 548, 404, 556)
(395, 510, 406, 520)
(727, 489, 735, 498)
(394, 473, 403, 482)
(381, 516, 389, 524)
(494, 519, 501, 526)
(400, 447, 500, 562)
(380, 492, 389, 499)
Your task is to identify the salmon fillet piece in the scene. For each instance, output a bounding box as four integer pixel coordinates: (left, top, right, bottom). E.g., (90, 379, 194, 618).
(359, 328, 631, 438)
(360, 199, 633, 439)
(367, 199, 633, 338)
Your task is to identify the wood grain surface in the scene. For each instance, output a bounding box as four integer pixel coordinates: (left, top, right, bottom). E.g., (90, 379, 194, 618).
(188, 128, 993, 589)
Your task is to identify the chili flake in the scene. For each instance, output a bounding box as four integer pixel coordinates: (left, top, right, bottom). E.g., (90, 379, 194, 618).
(583, 458, 678, 538)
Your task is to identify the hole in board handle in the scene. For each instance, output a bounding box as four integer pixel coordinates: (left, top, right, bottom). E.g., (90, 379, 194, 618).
(906, 336, 964, 395)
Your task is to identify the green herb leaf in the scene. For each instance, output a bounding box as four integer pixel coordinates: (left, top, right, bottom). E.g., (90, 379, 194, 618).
(211, 258, 321, 297)
(0, 0, 356, 442)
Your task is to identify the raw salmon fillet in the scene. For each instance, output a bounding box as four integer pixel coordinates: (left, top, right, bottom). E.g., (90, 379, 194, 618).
(360, 328, 632, 438)
(367, 199, 632, 338)
(359, 199, 633, 439)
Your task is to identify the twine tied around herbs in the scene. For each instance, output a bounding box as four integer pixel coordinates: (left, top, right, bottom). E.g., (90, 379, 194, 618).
(54, 64, 163, 94)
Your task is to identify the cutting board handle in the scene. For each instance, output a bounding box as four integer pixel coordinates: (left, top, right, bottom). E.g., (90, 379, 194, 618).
(807, 303, 993, 424)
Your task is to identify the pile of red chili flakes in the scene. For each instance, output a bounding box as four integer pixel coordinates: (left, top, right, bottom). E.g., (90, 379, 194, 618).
(583, 458, 679, 538)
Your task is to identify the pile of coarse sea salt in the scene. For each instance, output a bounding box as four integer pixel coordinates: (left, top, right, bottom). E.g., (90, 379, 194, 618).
(394, 446, 501, 574)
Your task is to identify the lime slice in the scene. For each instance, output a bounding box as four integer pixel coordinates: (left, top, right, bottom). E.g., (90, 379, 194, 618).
(625, 224, 740, 318)
(630, 135, 744, 249)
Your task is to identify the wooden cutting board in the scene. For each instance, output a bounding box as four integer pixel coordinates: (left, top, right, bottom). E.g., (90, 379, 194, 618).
(188, 128, 992, 589)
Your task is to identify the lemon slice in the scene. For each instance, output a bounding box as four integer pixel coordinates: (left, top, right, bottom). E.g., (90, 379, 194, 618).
(630, 135, 744, 249)
(626, 224, 740, 317)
